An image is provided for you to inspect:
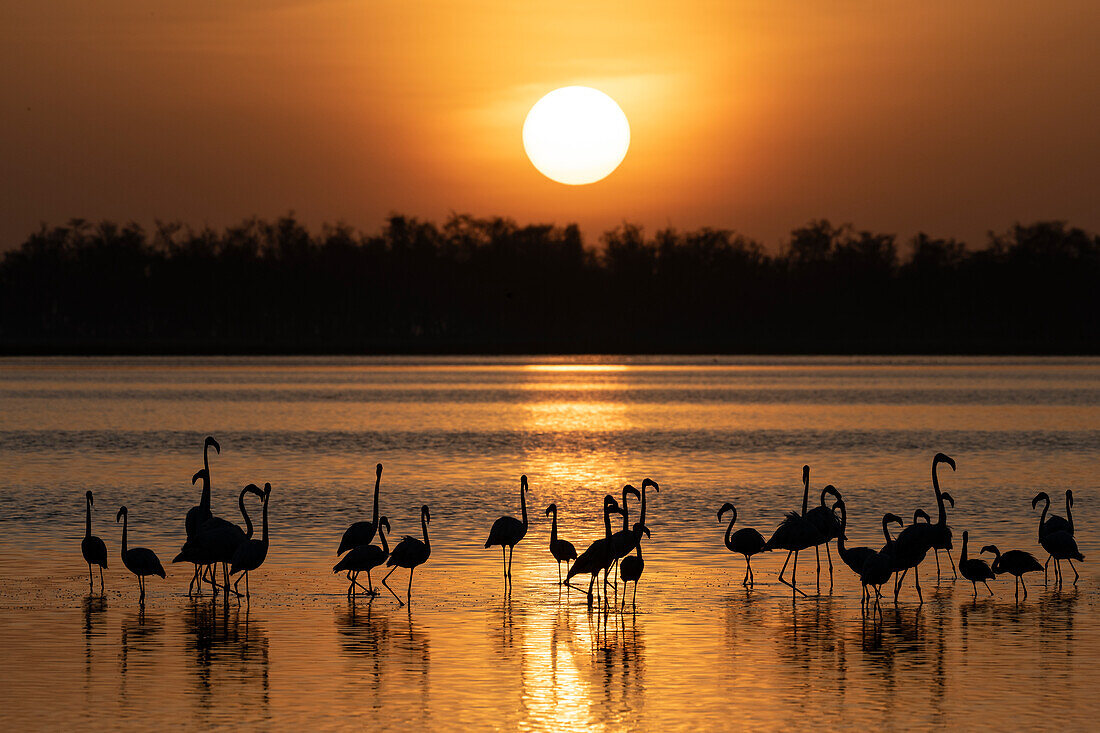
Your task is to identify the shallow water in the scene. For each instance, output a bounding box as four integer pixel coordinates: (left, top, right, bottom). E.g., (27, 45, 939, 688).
(1, 356, 1098, 730)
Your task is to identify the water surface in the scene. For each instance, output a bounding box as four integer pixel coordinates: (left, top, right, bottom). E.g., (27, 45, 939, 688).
(1, 356, 1098, 729)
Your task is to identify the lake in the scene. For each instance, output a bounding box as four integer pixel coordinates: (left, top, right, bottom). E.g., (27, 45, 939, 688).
(1, 356, 1098, 729)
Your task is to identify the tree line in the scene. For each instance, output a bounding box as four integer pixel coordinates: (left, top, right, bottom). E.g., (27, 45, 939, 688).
(1, 214, 1097, 353)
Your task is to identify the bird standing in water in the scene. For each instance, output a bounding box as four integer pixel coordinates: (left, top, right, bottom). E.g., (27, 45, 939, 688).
(485, 475, 529, 587)
(334, 516, 391, 598)
(546, 503, 577, 584)
(717, 502, 768, 587)
(981, 544, 1042, 601)
(231, 483, 272, 599)
(117, 506, 165, 603)
(958, 531, 995, 598)
(81, 490, 108, 595)
(384, 505, 432, 606)
(620, 523, 651, 610)
(765, 466, 826, 597)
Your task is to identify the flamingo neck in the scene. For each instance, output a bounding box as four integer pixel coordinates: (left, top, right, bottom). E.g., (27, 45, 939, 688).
(1038, 497, 1049, 536)
(621, 490, 631, 532)
(371, 471, 380, 525)
(724, 514, 736, 551)
(836, 505, 847, 554)
(378, 523, 388, 554)
(960, 534, 968, 563)
(933, 461, 947, 524)
(421, 513, 430, 551)
(85, 497, 92, 538)
(640, 485, 647, 526)
(1066, 492, 1074, 533)
(120, 513, 128, 555)
(261, 494, 269, 545)
(520, 486, 528, 529)
(549, 510, 558, 545)
(603, 506, 614, 539)
(635, 536, 644, 561)
(881, 517, 894, 546)
(801, 477, 809, 516)
(240, 490, 254, 540)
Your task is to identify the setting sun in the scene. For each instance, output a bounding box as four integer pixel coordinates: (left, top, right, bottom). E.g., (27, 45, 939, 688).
(522, 86, 630, 186)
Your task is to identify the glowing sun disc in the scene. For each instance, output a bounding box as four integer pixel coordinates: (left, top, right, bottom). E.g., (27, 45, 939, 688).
(522, 86, 630, 185)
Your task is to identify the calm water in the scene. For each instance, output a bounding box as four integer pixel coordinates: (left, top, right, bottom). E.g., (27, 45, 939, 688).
(1, 356, 1099, 730)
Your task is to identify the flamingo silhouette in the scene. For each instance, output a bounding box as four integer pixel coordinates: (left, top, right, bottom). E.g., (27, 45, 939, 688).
(116, 506, 165, 603)
(608, 485, 641, 588)
(334, 516, 391, 597)
(926, 453, 958, 581)
(861, 513, 904, 607)
(81, 490, 108, 594)
(1033, 491, 1079, 583)
(545, 503, 577, 584)
(981, 544, 1042, 600)
(958, 531, 995, 598)
(619, 523, 651, 610)
(338, 463, 384, 555)
(383, 505, 431, 605)
(805, 484, 843, 588)
(834, 499, 875, 599)
(717, 502, 768, 587)
(890, 501, 938, 604)
(566, 495, 624, 607)
(485, 475, 529, 585)
(173, 484, 255, 596)
(230, 483, 271, 599)
(638, 478, 659, 527)
(183, 437, 220, 594)
(765, 465, 826, 597)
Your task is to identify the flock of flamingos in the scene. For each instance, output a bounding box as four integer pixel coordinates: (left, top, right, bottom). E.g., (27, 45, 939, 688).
(81, 437, 1085, 611)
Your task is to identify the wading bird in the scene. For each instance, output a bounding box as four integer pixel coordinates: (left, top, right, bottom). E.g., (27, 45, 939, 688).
(333, 516, 391, 597)
(231, 483, 271, 599)
(958, 531, 995, 598)
(1033, 491, 1078, 582)
(485, 475, 529, 585)
(545, 503, 577, 584)
(338, 463, 384, 555)
(620, 523, 651, 610)
(609, 485, 641, 587)
(926, 453, 958, 581)
(834, 500, 875, 593)
(981, 544, 1042, 600)
(383, 505, 431, 605)
(116, 506, 165, 602)
(861, 513, 904, 606)
(182, 436, 220, 594)
(81, 490, 108, 594)
(174, 484, 256, 596)
(566, 495, 624, 607)
(890, 505, 936, 604)
(805, 484, 843, 587)
(765, 465, 826, 597)
(717, 502, 768, 587)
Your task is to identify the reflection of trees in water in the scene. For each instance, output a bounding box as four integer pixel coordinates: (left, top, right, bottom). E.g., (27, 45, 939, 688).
(180, 599, 270, 717)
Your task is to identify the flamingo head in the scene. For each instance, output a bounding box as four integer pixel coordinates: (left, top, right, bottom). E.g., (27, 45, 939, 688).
(717, 502, 736, 522)
(205, 436, 221, 454)
(376, 463, 383, 477)
(822, 484, 842, 504)
(802, 465, 810, 486)
(1067, 489, 1074, 507)
(380, 516, 391, 534)
(520, 475, 528, 492)
(604, 495, 623, 515)
(86, 490, 94, 505)
(192, 469, 208, 485)
(1032, 492, 1049, 509)
(642, 478, 659, 493)
(934, 453, 955, 471)
(914, 508, 931, 523)
(421, 505, 431, 523)
(116, 506, 127, 522)
(980, 544, 999, 557)
(941, 491, 955, 509)
(545, 503, 556, 517)
(263, 482, 272, 499)
(635, 523, 651, 539)
(884, 513, 903, 528)
(245, 483, 263, 498)
(623, 485, 640, 501)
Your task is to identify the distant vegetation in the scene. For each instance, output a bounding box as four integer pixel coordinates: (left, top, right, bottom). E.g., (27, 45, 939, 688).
(2, 215, 1098, 353)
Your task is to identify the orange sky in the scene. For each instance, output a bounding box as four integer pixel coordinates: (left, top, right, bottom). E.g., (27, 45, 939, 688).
(2, 1, 1098, 250)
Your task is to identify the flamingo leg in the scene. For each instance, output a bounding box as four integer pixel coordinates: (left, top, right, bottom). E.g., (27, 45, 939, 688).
(501, 546, 508, 583)
(1044, 554, 1051, 584)
(366, 570, 376, 596)
(894, 569, 908, 602)
(743, 556, 751, 587)
(633, 580, 638, 608)
(914, 566, 923, 604)
(777, 551, 794, 592)
(88, 563, 93, 592)
(507, 545, 514, 580)
(792, 551, 807, 597)
(825, 542, 833, 586)
(407, 567, 414, 605)
(951, 553, 958, 580)
(984, 580, 993, 596)
(587, 573, 596, 606)
(557, 561, 562, 585)
(815, 545, 821, 588)
(934, 549, 941, 581)
(1069, 559, 1079, 585)
(972, 581, 977, 598)
(1021, 575, 1028, 600)
(382, 566, 404, 605)
(99, 566, 105, 595)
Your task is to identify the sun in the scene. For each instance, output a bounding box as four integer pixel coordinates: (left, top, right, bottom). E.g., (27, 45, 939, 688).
(522, 86, 630, 186)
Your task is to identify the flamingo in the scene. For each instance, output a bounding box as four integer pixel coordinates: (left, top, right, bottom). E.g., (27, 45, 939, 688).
(383, 505, 431, 605)
(890, 499, 940, 604)
(230, 483, 271, 599)
(333, 516, 391, 597)
(566, 495, 624, 607)
(338, 463, 384, 555)
(638, 477, 659, 527)
(173, 483, 255, 596)
(981, 544, 1042, 600)
(1033, 491, 1077, 582)
(861, 513, 904, 607)
(805, 484, 843, 587)
(81, 490, 108, 594)
(184, 436, 220, 537)
(485, 475, 529, 585)
(545, 503, 577, 584)
(608, 485, 641, 586)
(764, 465, 826, 597)
(834, 499, 875, 593)
(958, 531, 995, 598)
(717, 502, 768, 587)
(1038, 527, 1084, 587)
(619, 523, 651, 610)
(926, 453, 958, 581)
(116, 506, 165, 602)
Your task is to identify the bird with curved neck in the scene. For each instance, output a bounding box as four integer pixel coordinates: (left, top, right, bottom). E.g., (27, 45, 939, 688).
(383, 505, 432, 606)
(338, 463, 384, 556)
(765, 465, 825, 597)
(116, 506, 165, 603)
(334, 515, 391, 598)
(546, 503, 577, 584)
(834, 499, 874, 597)
(1034, 492, 1084, 587)
(927, 453, 958, 581)
(185, 436, 220, 539)
(485, 475, 529, 586)
(230, 483, 271, 600)
(860, 513, 903, 607)
(1033, 490, 1077, 583)
(566, 495, 624, 607)
(81, 490, 108, 595)
(717, 502, 768, 587)
(638, 478, 659, 528)
(609, 485, 642, 589)
(173, 484, 254, 596)
(981, 544, 1042, 601)
(959, 531, 995, 598)
(620, 523, 651, 610)
(805, 484, 843, 588)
